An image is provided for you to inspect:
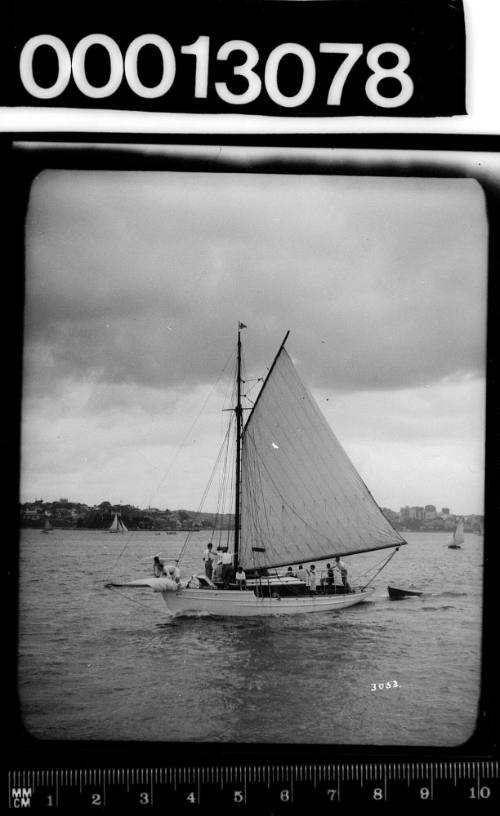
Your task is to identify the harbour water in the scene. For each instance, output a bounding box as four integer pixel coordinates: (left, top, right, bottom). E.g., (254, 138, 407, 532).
(17, 529, 483, 745)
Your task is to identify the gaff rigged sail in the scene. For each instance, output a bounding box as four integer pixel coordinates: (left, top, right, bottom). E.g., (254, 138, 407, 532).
(239, 346, 405, 571)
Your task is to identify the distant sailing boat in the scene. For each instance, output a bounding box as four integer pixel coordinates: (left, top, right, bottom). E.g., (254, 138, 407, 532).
(41, 517, 53, 534)
(109, 513, 128, 534)
(448, 518, 464, 549)
(108, 328, 406, 616)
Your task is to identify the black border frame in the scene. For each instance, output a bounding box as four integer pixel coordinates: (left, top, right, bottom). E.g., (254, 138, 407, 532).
(4, 132, 499, 796)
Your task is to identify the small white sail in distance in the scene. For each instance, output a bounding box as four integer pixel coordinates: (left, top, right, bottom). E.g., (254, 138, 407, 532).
(449, 518, 464, 548)
(109, 512, 128, 533)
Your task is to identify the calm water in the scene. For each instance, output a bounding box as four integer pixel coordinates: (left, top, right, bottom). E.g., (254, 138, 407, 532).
(17, 529, 483, 746)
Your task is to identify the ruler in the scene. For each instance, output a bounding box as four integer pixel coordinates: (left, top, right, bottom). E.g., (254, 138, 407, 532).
(7, 761, 498, 811)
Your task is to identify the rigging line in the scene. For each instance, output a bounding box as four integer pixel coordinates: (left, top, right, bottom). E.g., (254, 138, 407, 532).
(213, 358, 237, 528)
(225, 444, 236, 553)
(352, 551, 396, 580)
(106, 586, 159, 614)
(360, 546, 400, 591)
(215, 407, 235, 531)
(215, 421, 234, 552)
(214, 426, 229, 529)
(228, 438, 237, 549)
(176, 418, 233, 565)
(244, 379, 263, 398)
(245, 437, 274, 560)
(144, 347, 236, 509)
(106, 531, 138, 577)
(107, 347, 236, 576)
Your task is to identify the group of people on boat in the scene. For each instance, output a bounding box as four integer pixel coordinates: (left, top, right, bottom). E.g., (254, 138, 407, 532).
(152, 547, 351, 595)
(284, 559, 351, 593)
(202, 543, 248, 589)
(200, 544, 351, 593)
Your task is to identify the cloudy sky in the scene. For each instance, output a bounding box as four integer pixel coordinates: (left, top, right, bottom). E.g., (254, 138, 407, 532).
(21, 161, 487, 514)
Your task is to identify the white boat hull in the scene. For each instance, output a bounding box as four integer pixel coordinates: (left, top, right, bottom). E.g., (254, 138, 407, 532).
(160, 586, 376, 617)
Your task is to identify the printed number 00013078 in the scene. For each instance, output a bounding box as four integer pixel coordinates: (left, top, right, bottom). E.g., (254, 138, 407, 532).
(20, 34, 414, 108)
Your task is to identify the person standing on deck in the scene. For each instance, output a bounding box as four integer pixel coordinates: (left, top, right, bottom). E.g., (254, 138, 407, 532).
(306, 564, 317, 594)
(221, 550, 235, 588)
(335, 556, 351, 592)
(212, 556, 223, 583)
(297, 564, 306, 583)
(153, 555, 164, 577)
(203, 543, 215, 580)
(325, 563, 335, 591)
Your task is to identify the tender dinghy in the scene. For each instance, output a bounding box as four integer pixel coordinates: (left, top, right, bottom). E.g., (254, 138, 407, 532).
(388, 585, 423, 599)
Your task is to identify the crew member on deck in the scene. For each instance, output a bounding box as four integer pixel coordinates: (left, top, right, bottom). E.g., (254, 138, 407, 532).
(235, 565, 247, 589)
(306, 564, 317, 594)
(221, 550, 235, 588)
(213, 556, 223, 583)
(153, 555, 165, 577)
(335, 557, 351, 592)
(166, 563, 181, 585)
(203, 543, 215, 579)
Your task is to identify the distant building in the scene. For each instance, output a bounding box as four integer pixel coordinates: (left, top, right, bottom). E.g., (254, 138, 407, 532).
(399, 506, 410, 521)
(424, 504, 437, 520)
(409, 506, 424, 521)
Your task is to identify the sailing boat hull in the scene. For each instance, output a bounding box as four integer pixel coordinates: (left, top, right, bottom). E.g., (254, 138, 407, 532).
(161, 586, 376, 617)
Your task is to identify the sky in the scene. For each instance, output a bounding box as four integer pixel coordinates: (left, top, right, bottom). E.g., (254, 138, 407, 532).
(21, 162, 487, 514)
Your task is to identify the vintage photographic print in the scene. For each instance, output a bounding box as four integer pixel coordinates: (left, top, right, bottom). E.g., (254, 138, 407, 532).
(16, 146, 488, 748)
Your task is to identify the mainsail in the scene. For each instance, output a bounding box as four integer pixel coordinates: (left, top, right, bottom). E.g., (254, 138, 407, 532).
(239, 346, 405, 571)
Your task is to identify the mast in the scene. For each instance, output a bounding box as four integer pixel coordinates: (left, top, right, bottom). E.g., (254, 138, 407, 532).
(234, 323, 244, 567)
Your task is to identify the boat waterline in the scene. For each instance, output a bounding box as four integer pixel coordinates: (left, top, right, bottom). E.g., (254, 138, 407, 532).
(161, 586, 376, 616)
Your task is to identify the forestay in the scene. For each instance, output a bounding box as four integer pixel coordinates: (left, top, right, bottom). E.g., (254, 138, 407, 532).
(239, 347, 405, 570)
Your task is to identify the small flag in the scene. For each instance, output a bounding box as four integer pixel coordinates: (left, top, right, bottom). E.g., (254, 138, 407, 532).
(238, 322, 247, 329)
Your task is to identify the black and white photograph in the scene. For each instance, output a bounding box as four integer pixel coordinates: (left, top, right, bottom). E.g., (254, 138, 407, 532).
(17, 148, 487, 746)
(4, 0, 500, 808)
